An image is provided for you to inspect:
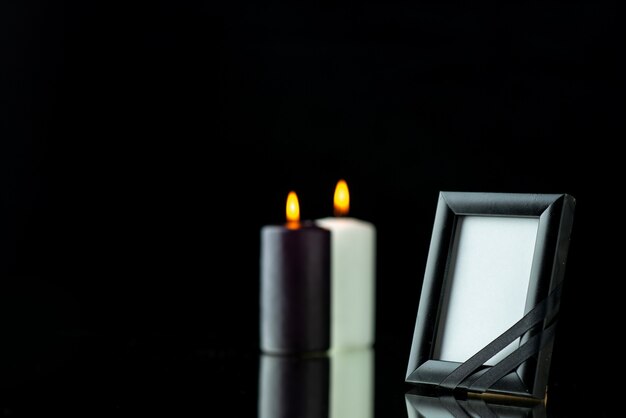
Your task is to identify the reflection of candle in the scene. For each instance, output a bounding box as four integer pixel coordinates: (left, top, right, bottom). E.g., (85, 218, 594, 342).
(258, 349, 374, 418)
(330, 348, 374, 418)
(316, 180, 376, 350)
(259, 354, 329, 418)
(260, 191, 331, 354)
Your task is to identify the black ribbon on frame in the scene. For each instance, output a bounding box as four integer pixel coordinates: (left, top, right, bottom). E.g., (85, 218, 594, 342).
(439, 281, 563, 392)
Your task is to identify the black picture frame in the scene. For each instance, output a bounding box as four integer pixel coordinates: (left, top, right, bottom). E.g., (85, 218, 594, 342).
(406, 192, 575, 399)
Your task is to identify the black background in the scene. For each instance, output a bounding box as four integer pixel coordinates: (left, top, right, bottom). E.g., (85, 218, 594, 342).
(1, 1, 622, 416)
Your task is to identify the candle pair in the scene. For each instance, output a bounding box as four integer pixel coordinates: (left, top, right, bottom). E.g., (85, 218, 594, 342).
(260, 180, 376, 354)
(259, 348, 374, 418)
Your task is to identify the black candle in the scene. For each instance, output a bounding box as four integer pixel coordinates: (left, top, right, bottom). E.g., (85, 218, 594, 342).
(260, 191, 331, 354)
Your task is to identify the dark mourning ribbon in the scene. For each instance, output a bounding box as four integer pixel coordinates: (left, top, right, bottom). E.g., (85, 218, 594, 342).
(439, 281, 563, 391)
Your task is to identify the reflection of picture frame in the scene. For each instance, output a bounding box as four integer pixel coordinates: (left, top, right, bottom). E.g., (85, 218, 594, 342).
(406, 192, 575, 399)
(405, 390, 547, 418)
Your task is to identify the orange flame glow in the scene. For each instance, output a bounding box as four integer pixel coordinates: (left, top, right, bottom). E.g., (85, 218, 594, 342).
(286, 191, 300, 226)
(333, 179, 350, 216)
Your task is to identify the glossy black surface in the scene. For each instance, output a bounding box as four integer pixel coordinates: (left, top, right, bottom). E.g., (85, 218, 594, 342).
(0, 336, 616, 417)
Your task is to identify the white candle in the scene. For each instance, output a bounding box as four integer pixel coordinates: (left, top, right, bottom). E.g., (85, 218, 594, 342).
(316, 180, 376, 350)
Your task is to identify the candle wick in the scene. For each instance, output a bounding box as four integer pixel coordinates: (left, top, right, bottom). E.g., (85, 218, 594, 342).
(286, 220, 300, 229)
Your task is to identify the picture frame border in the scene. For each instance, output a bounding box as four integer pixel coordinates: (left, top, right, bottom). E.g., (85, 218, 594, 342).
(405, 191, 575, 399)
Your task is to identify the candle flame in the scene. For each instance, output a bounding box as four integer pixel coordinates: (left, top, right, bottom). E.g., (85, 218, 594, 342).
(333, 179, 350, 216)
(286, 191, 300, 226)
